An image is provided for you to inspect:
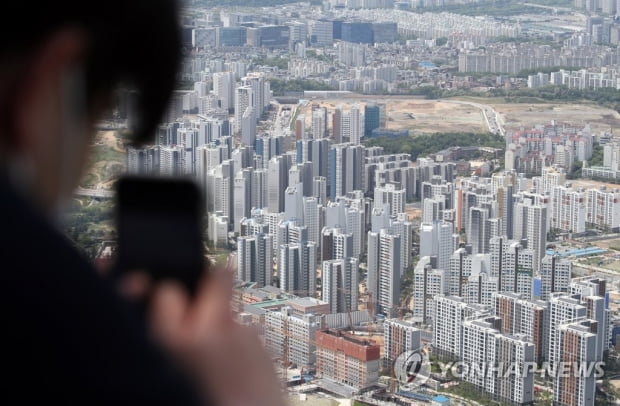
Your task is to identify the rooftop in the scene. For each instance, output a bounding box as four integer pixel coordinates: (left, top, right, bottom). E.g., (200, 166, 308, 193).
(432, 395, 450, 404)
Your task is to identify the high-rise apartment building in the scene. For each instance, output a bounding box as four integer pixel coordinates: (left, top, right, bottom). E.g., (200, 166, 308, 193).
(329, 143, 364, 200)
(212, 71, 235, 111)
(489, 237, 535, 298)
(462, 316, 535, 405)
(234, 85, 254, 135)
(585, 186, 620, 230)
(267, 155, 290, 213)
(367, 229, 401, 317)
(322, 258, 359, 314)
(321, 228, 353, 262)
(493, 292, 548, 363)
(513, 198, 548, 272)
(312, 107, 327, 139)
(539, 255, 571, 300)
(548, 293, 588, 365)
(240, 107, 256, 146)
(419, 221, 459, 272)
(265, 307, 321, 368)
(433, 295, 490, 360)
(383, 319, 421, 369)
(364, 103, 380, 137)
(550, 184, 586, 233)
(374, 183, 405, 216)
(553, 319, 599, 406)
(413, 257, 447, 324)
(349, 104, 364, 145)
(237, 233, 274, 287)
(279, 242, 317, 297)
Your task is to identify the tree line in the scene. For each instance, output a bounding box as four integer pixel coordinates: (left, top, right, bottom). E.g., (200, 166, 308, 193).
(365, 132, 505, 160)
(269, 78, 335, 95)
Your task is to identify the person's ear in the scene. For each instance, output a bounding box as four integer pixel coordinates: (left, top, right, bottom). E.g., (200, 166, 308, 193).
(7, 29, 88, 210)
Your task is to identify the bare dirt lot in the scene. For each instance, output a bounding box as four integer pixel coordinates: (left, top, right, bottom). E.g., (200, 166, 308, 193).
(494, 102, 620, 133)
(299, 98, 487, 135)
(299, 95, 620, 136)
(388, 100, 487, 133)
(80, 131, 126, 189)
(568, 179, 620, 191)
(453, 96, 620, 133)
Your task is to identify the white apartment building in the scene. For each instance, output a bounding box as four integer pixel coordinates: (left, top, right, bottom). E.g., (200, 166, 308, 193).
(367, 229, 401, 317)
(493, 292, 549, 363)
(374, 183, 405, 216)
(420, 221, 459, 273)
(489, 237, 535, 298)
(383, 319, 421, 368)
(550, 184, 586, 233)
(539, 255, 571, 301)
(265, 307, 321, 368)
(585, 186, 620, 230)
(554, 319, 598, 406)
(413, 257, 447, 325)
(279, 242, 317, 298)
(464, 266, 499, 306)
(433, 295, 490, 359)
(513, 200, 547, 272)
(462, 317, 535, 405)
(237, 233, 274, 287)
(234, 85, 253, 135)
(212, 71, 235, 111)
(322, 258, 359, 314)
(548, 294, 588, 365)
(349, 104, 364, 145)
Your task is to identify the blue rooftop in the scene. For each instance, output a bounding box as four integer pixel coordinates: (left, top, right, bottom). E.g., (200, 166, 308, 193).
(546, 247, 606, 257)
(397, 391, 432, 401)
(433, 395, 450, 404)
(419, 61, 437, 68)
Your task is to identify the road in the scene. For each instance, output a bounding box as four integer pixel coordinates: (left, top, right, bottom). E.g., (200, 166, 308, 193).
(573, 263, 620, 279)
(520, 2, 574, 12)
(74, 187, 115, 199)
(443, 100, 506, 137)
(269, 101, 294, 137)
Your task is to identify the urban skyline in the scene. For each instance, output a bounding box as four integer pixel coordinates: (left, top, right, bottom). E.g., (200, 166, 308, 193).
(79, 1, 620, 405)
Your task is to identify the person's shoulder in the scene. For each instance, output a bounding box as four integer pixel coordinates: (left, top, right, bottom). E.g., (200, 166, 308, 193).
(0, 187, 202, 405)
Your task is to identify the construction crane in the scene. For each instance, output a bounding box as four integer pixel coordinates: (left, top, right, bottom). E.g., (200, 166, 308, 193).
(335, 285, 356, 335)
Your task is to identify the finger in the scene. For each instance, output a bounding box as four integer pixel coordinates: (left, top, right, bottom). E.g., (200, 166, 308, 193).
(235, 326, 286, 406)
(193, 268, 234, 329)
(118, 271, 152, 301)
(149, 281, 189, 349)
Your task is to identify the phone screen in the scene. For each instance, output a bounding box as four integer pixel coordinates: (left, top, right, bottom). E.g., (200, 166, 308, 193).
(115, 176, 205, 294)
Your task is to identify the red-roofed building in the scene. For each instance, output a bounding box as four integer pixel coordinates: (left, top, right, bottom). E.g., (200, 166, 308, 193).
(315, 329, 380, 391)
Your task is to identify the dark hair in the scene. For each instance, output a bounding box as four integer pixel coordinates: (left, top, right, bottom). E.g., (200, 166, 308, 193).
(0, 0, 182, 144)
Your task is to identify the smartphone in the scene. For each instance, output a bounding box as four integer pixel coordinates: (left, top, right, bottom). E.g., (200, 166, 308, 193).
(114, 176, 205, 295)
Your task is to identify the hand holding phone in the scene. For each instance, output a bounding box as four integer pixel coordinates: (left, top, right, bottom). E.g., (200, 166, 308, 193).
(114, 176, 205, 295)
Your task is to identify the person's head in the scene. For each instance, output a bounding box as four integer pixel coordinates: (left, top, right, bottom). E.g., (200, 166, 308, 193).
(0, 1, 181, 212)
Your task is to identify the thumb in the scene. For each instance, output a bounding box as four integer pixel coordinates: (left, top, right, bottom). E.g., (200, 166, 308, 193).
(150, 281, 189, 350)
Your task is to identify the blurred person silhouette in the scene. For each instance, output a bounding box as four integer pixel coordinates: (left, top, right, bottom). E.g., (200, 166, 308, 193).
(0, 1, 284, 405)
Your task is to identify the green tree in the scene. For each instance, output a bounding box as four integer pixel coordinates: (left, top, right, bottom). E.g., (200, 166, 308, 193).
(365, 132, 504, 160)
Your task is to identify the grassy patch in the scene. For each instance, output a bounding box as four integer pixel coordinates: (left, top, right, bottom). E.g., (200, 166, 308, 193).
(440, 382, 502, 405)
(64, 199, 116, 258)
